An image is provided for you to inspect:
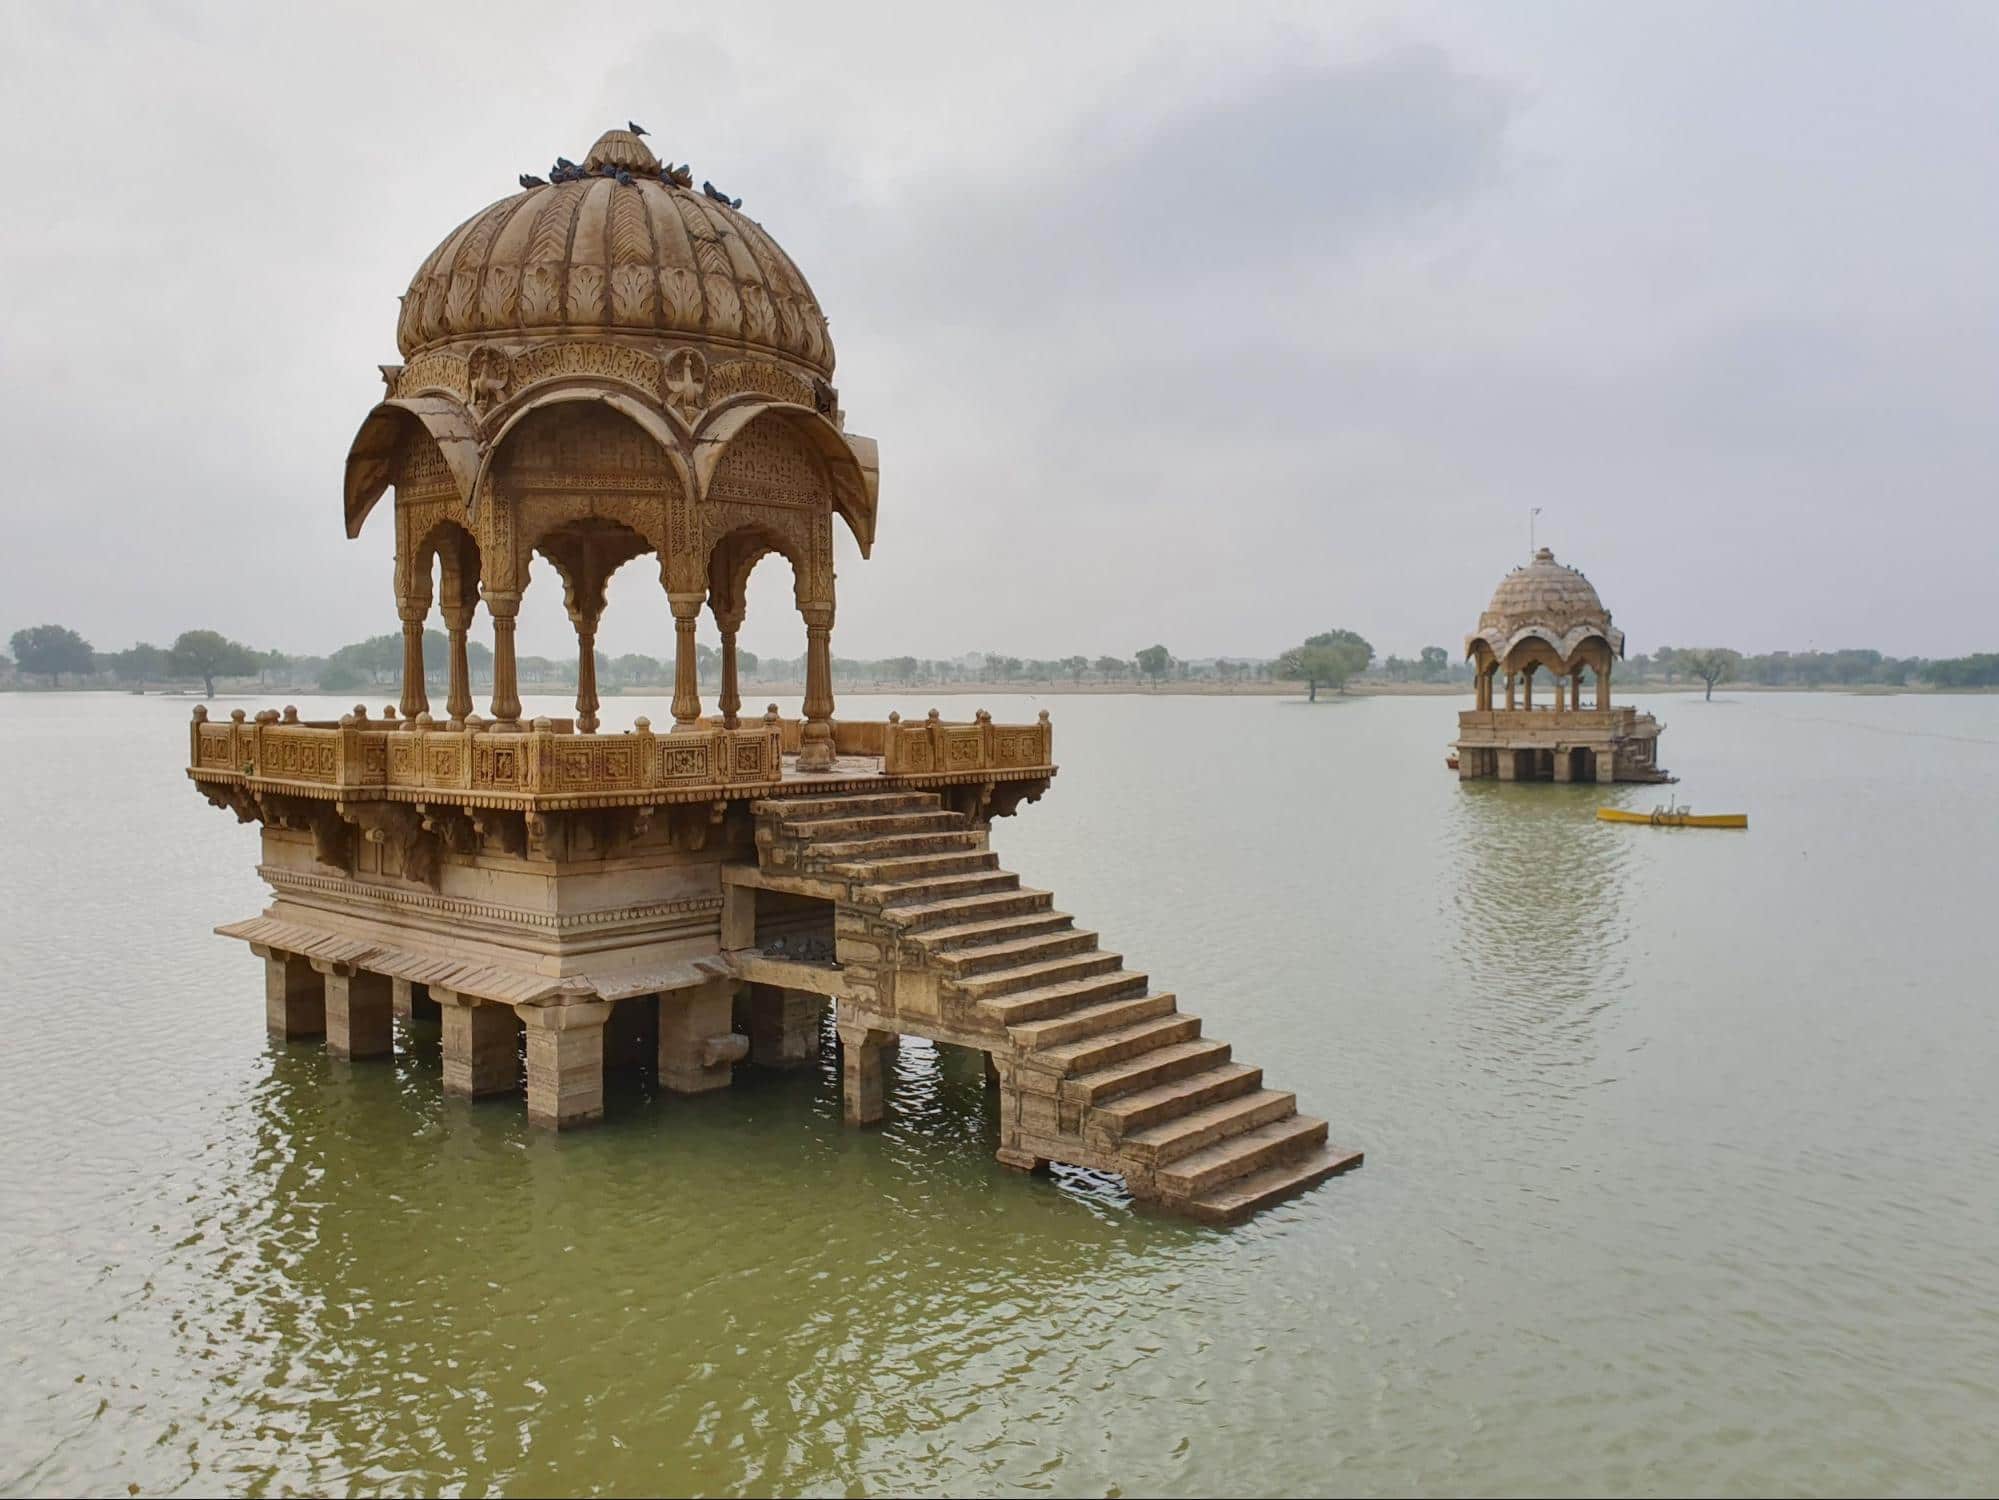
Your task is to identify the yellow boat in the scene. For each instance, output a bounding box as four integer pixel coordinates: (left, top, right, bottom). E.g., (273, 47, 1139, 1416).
(1597, 805, 1747, 829)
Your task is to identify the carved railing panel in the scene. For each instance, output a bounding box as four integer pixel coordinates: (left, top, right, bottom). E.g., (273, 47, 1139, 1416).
(881, 711, 1054, 777)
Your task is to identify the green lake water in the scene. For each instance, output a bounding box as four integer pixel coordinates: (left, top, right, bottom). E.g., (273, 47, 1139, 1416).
(2, 689, 1995, 1496)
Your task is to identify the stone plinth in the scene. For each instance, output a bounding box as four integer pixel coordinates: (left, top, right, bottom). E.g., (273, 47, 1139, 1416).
(440, 996, 520, 1097)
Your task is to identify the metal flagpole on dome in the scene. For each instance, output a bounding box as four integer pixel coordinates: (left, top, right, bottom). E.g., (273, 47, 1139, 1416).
(1530, 506, 1542, 557)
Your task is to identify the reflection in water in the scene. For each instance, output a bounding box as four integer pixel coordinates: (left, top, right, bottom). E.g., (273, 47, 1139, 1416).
(1447, 783, 1636, 1125)
(166, 1022, 1204, 1494)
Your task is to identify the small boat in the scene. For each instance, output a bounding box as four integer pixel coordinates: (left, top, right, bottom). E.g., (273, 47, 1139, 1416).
(1445, 749, 1460, 770)
(1598, 802, 1746, 829)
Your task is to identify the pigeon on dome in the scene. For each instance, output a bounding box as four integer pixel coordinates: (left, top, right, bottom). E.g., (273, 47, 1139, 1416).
(703, 179, 742, 209)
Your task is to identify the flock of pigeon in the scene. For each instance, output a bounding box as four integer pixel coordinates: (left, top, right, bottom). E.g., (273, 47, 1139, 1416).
(516, 122, 742, 209)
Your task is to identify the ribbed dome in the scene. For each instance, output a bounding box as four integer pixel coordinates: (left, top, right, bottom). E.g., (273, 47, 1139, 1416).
(396, 130, 833, 374)
(1482, 548, 1607, 628)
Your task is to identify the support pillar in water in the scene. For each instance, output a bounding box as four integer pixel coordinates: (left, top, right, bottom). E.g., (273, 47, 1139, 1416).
(837, 1023, 895, 1125)
(519, 999, 611, 1129)
(316, 961, 392, 1059)
(659, 980, 747, 1093)
(259, 949, 324, 1040)
(749, 986, 825, 1068)
(439, 992, 520, 1098)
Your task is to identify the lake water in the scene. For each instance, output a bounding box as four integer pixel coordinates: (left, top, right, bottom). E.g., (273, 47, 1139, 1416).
(2, 689, 1995, 1497)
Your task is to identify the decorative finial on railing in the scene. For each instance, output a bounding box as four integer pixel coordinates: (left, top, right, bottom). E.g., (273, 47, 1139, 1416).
(192, 705, 208, 723)
(339, 712, 356, 727)
(975, 708, 992, 725)
(764, 704, 780, 724)
(282, 705, 299, 724)
(352, 704, 370, 723)
(255, 709, 279, 725)
(1038, 709, 1051, 724)
(888, 711, 900, 724)
(383, 705, 397, 723)
(634, 716, 651, 733)
(230, 709, 247, 723)
(415, 712, 434, 729)
(927, 708, 941, 723)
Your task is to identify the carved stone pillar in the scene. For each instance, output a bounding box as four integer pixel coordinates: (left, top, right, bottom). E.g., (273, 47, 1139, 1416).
(574, 621, 600, 734)
(398, 614, 430, 721)
(668, 592, 704, 731)
(714, 608, 743, 731)
(799, 605, 836, 773)
(1598, 665, 1611, 710)
(260, 950, 324, 1040)
(1553, 675, 1566, 713)
(439, 992, 520, 1098)
(441, 605, 474, 726)
(315, 962, 393, 1060)
(392, 977, 437, 1024)
(518, 999, 612, 1129)
(837, 1022, 895, 1125)
(659, 980, 747, 1093)
(748, 986, 824, 1068)
(484, 588, 521, 727)
(1505, 673, 1517, 710)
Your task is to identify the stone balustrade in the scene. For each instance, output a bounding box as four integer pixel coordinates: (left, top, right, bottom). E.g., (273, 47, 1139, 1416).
(188, 704, 1055, 809)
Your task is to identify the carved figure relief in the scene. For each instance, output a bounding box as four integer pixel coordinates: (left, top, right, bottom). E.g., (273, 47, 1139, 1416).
(663, 347, 708, 420)
(468, 345, 513, 413)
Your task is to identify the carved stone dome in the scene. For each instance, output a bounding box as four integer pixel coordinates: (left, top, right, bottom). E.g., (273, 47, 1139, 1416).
(1482, 548, 1607, 629)
(395, 129, 833, 375)
(1469, 547, 1624, 662)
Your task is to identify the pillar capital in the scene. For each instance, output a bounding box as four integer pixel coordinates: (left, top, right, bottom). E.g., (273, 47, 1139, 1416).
(667, 591, 707, 620)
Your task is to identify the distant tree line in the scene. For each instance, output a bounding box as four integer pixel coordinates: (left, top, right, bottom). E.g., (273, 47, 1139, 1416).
(7, 622, 1997, 697)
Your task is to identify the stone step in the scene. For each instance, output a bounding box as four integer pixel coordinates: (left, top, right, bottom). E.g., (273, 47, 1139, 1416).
(1155, 1115, 1329, 1199)
(822, 849, 999, 883)
(1037, 1013, 1202, 1076)
(950, 950, 1126, 1003)
(1184, 1142, 1365, 1226)
(781, 810, 967, 841)
(907, 910, 1077, 955)
(860, 869, 1020, 908)
(1007, 992, 1178, 1051)
(1061, 1038, 1233, 1105)
(882, 887, 1056, 933)
(977, 969, 1150, 1024)
(807, 830, 985, 862)
(1120, 1088, 1298, 1167)
(929, 926, 1100, 976)
(754, 791, 941, 820)
(1089, 1061, 1264, 1139)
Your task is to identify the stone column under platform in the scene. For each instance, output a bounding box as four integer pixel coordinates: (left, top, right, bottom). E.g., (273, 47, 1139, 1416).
(1597, 754, 1618, 785)
(1496, 750, 1519, 781)
(747, 985, 825, 1069)
(392, 977, 439, 1025)
(438, 992, 521, 1098)
(316, 962, 392, 1060)
(1553, 751, 1575, 783)
(519, 999, 611, 1129)
(659, 980, 748, 1093)
(836, 1023, 896, 1126)
(260, 950, 324, 1040)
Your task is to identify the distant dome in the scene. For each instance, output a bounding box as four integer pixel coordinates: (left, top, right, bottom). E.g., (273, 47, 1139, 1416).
(395, 129, 833, 374)
(1483, 548, 1607, 627)
(1468, 547, 1624, 661)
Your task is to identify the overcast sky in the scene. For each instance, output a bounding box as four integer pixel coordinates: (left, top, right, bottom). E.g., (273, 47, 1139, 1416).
(4, 1, 1996, 664)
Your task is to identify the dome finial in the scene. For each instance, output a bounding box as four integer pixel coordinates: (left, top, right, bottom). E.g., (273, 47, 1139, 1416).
(584, 127, 659, 176)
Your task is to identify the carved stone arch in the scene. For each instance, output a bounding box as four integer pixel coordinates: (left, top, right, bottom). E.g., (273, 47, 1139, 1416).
(411, 515, 483, 619)
(706, 520, 807, 622)
(472, 386, 693, 522)
(1500, 634, 1573, 680)
(532, 517, 654, 629)
(692, 400, 878, 557)
(344, 397, 481, 538)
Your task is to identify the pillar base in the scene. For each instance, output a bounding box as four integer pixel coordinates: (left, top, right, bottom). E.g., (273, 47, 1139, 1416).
(320, 965, 392, 1059)
(441, 998, 521, 1098)
(996, 1147, 1050, 1173)
(261, 950, 325, 1039)
(660, 981, 744, 1094)
(520, 1001, 611, 1129)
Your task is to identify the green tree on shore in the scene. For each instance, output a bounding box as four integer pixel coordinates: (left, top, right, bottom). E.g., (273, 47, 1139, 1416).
(1677, 647, 1743, 701)
(170, 629, 262, 698)
(1276, 629, 1373, 702)
(10, 624, 95, 686)
(1136, 644, 1171, 686)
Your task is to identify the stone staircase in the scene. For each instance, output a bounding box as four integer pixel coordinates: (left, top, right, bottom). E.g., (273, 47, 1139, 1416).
(753, 790, 1361, 1224)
